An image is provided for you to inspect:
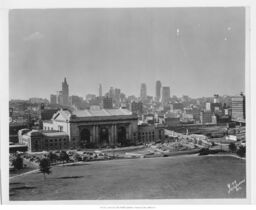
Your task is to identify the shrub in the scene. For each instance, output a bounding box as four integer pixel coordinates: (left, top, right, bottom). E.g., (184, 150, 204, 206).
(60, 151, 69, 164)
(73, 153, 82, 161)
(48, 152, 58, 163)
(85, 142, 97, 149)
(229, 142, 237, 153)
(237, 146, 246, 157)
(12, 154, 23, 170)
(39, 158, 51, 179)
(199, 148, 210, 156)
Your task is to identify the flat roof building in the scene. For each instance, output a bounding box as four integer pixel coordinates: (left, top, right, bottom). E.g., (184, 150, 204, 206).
(43, 108, 139, 148)
(231, 94, 245, 122)
(18, 129, 69, 152)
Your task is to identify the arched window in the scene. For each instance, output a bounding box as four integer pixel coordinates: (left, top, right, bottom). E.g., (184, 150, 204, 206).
(80, 128, 91, 148)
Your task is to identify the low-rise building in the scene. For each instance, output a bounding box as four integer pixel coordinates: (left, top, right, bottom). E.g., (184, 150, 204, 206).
(180, 113, 194, 124)
(165, 117, 180, 127)
(137, 124, 164, 143)
(19, 129, 69, 152)
(231, 94, 245, 122)
(43, 108, 138, 148)
(130, 101, 143, 115)
(164, 112, 180, 127)
(9, 121, 29, 143)
(200, 111, 216, 125)
(170, 102, 184, 111)
(103, 97, 113, 109)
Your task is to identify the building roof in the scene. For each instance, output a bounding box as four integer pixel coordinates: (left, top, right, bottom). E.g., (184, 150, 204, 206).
(42, 131, 68, 137)
(43, 120, 53, 124)
(9, 121, 29, 127)
(72, 108, 132, 117)
(49, 108, 137, 123)
(21, 129, 68, 138)
(26, 130, 43, 137)
(9, 144, 28, 148)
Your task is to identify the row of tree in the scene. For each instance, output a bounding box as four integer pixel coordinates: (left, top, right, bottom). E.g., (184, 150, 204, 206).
(40, 151, 71, 179)
(11, 151, 72, 180)
(48, 151, 69, 164)
(229, 143, 246, 157)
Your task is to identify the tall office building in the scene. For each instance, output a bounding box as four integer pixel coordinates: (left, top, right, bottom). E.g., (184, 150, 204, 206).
(162, 86, 170, 106)
(155, 80, 161, 102)
(231, 94, 245, 121)
(50, 94, 57, 104)
(205, 102, 211, 111)
(109, 87, 115, 99)
(213, 94, 220, 103)
(140, 83, 147, 100)
(62, 77, 69, 106)
(130, 101, 143, 115)
(99, 84, 102, 98)
(114, 88, 121, 104)
(103, 96, 113, 109)
(57, 91, 63, 105)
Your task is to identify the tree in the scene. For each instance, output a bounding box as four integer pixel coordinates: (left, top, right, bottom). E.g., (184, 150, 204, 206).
(229, 142, 237, 153)
(73, 153, 82, 162)
(60, 151, 69, 164)
(199, 148, 210, 156)
(39, 158, 51, 180)
(237, 146, 246, 158)
(48, 152, 58, 163)
(12, 154, 23, 170)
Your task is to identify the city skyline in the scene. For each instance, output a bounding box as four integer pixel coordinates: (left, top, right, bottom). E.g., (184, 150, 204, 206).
(10, 8, 245, 100)
(10, 77, 244, 101)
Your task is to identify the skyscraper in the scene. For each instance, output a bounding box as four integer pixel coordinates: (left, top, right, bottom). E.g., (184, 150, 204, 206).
(114, 88, 121, 104)
(50, 94, 57, 104)
(155, 80, 161, 102)
(231, 93, 245, 121)
(140, 83, 147, 100)
(57, 91, 63, 105)
(213, 94, 220, 103)
(62, 77, 69, 106)
(99, 84, 102, 98)
(162, 86, 170, 106)
(109, 87, 115, 99)
(103, 96, 113, 109)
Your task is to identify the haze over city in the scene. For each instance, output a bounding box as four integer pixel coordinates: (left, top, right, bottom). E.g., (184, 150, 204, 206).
(9, 8, 245, 100)
(8, 7, 247, 202)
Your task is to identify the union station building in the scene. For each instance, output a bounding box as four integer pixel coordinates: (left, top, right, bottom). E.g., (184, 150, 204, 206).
(43, 108, 140, 148)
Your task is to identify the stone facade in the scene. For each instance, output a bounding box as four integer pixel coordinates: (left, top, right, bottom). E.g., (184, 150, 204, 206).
(43, 109, 139, 148)
(19, 130, 69, 152)
(137, 124, 164, 143)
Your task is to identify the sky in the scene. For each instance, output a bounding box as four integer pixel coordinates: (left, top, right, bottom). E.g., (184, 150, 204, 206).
(9, 8, 245, 100)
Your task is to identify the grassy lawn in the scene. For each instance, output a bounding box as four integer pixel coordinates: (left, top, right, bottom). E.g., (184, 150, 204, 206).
(9, 155, 246, 200)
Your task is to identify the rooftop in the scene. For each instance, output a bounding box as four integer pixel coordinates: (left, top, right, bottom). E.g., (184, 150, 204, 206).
(43, 120, 53, 124)
(42, 131, 68, 137)
(72, 109, 133, 118)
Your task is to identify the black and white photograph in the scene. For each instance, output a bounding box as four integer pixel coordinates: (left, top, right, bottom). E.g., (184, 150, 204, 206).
(1, 0, 255, 206)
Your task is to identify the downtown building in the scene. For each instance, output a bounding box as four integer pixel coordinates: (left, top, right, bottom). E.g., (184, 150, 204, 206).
(161, 86, 171, 106)
(200, 110, 216, 125)
(140, 83, 147, 101)
(43, 108, 139, 149)
(18, 129, 69, 152)
(50, 94, 57, 104)
(50, 78, 70, 106)
(155, 80, 161, 102)
(17, 107, 164, 152)
(103, 96, 113, 109)
(130, 101, 143, 115)
(231, 94, 245, 122)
